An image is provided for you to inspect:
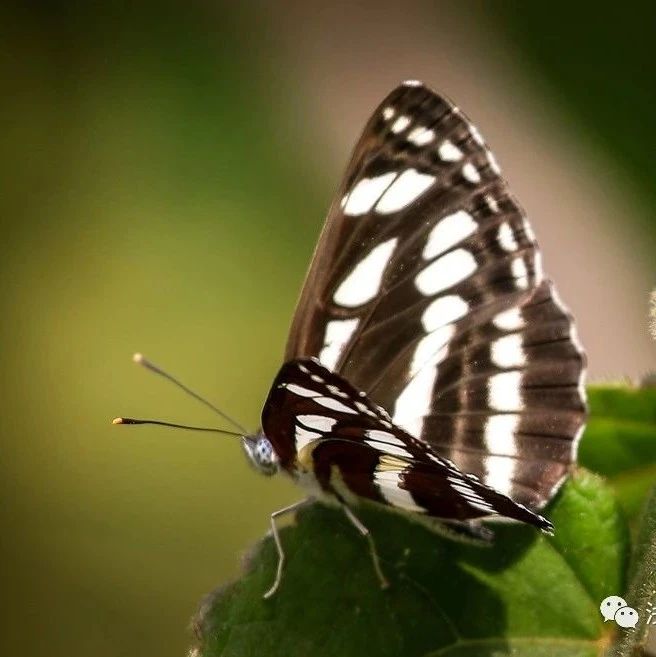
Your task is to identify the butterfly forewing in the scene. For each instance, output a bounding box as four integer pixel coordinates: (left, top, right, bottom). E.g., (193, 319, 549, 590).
(280, 81, 586, 511)
(262, 359, 553, 530)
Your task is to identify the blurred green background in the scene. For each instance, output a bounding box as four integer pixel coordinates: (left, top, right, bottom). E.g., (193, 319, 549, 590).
(2, 2, 654, 656)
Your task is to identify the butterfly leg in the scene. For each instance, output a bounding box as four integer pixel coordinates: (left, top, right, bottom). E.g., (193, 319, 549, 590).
(263, 498, 311, 600)
(342, 505, 389, 590)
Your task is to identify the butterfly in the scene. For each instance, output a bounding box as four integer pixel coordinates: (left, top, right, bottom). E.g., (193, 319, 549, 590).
(117, 80, 587, 599)
(241, 79, 587, 595)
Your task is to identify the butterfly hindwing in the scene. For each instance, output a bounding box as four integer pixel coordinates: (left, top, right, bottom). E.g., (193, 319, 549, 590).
(280, 81, 586, 509)
(412, 281, 586, 508)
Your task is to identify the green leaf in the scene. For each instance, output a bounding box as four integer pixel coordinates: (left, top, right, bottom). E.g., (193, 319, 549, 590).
(191, 470, 627, 657)
(608, 484, 656, 657)
(579, 384, 656, 518)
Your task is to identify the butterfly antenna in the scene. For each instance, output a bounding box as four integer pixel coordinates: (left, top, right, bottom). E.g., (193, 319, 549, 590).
(112, 417, 242, 437)
(131, 353, 249, 434)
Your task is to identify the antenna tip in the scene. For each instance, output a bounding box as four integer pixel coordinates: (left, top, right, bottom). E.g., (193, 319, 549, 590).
(112, 417, 125, 425)
(133, 352, 144, 363)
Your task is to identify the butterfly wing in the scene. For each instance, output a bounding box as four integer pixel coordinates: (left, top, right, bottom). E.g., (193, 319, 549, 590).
(261, 359, 552, 531)
(282, 81, 586, 508)
(309, 439, 552, 532)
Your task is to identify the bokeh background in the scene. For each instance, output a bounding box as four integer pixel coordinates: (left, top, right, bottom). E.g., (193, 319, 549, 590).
(2, 2, 655, 656)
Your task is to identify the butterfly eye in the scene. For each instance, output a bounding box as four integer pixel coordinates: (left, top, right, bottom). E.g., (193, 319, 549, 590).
(242, 434, 279, 477)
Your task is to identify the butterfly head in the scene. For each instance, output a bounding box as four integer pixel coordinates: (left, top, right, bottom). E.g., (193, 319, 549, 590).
(242, 431, 279, 476)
